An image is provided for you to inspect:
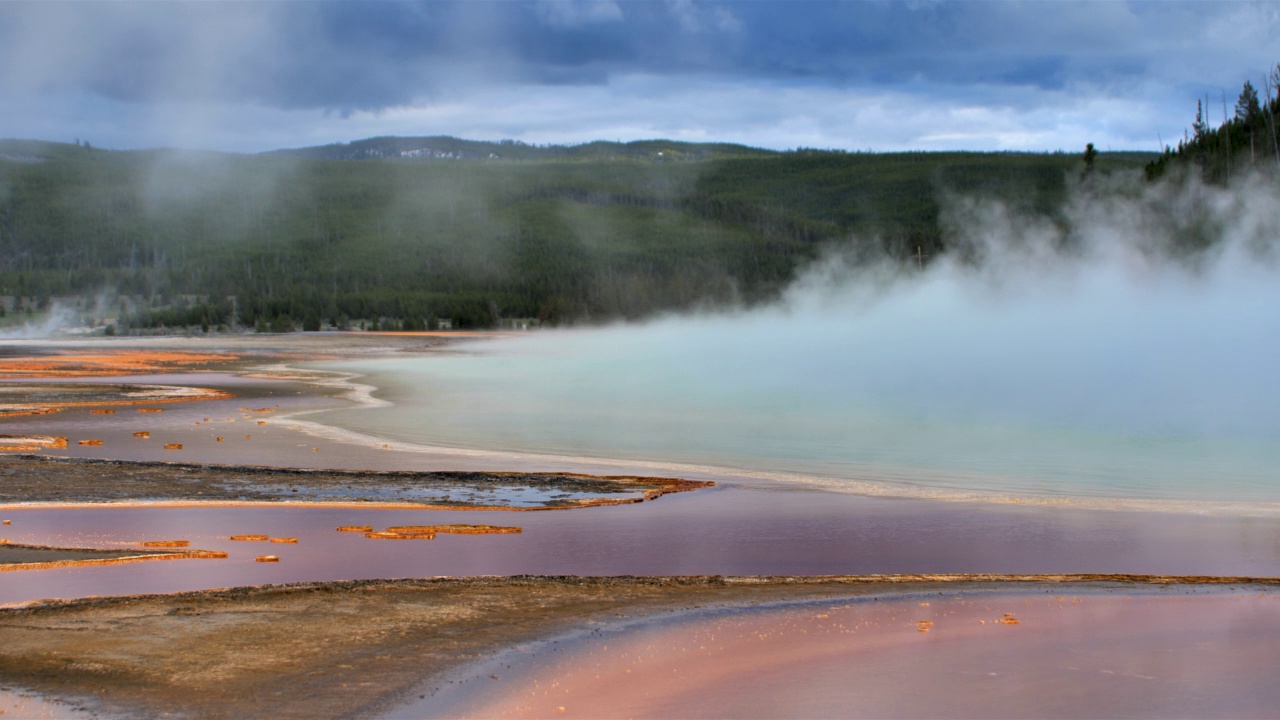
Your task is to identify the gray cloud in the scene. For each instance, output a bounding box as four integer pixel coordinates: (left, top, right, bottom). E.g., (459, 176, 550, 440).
(1, 1, 1278, 151)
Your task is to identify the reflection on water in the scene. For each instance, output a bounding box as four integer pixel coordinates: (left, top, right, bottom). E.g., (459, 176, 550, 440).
(4, 487, 1280, 606)
(414, 589, 1280, 720)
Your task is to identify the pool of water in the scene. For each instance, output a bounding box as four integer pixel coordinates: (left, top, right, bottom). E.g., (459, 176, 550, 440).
(307, 285, 1280, 506)
(410, 588, 1280, 719)
(5, 485, 1280, 606)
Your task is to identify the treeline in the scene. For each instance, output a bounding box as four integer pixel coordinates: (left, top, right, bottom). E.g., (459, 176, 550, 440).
(1146, 64, 1280, 182)
(0, 139, 1149, 332)
(268, 136, 775, 162)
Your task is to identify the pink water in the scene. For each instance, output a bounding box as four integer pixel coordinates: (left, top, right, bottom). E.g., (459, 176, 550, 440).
(413, 589, 1280, 719)
(4, 486, 1280, 606)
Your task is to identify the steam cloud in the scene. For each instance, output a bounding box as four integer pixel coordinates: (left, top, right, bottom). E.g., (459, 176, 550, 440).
(769, 170, 1280, 440)
(379, 169, 1280, 502)
(0, 294, 118, 340)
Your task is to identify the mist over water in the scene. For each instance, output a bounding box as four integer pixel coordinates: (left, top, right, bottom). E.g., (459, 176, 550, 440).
(316, 173, 1280, 505)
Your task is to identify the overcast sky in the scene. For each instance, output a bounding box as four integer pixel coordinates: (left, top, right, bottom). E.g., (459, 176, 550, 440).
(2, 1, 1278, 154)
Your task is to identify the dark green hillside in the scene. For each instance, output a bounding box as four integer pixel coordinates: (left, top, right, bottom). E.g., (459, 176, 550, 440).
(0, 138, 1150, 331)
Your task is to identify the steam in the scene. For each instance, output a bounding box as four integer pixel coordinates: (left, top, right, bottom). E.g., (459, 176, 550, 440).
(353, 169, 1280, 503)
(757, 169, 1280, 441)
(0, 302, 83, 339)
(0, 293, 119, 340)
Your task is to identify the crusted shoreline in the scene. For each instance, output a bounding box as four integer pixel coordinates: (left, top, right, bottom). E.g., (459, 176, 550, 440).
(0, 574, 1276, 719)
(0, 541, 227, 573)
(0, 454, 713, 510)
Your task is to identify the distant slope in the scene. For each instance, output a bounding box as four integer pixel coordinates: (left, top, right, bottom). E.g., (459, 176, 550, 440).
(266, 136, 776, 162)
(0, 138, 1152, 331)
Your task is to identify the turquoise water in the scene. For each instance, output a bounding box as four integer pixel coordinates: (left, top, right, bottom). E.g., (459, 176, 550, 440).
(309, 260, 1280, 506)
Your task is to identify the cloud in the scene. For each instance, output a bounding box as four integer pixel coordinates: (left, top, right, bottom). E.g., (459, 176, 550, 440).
(534, 1, 624, 28)
(0, 72, 1189, 153)
(1, 1, 1278, 152)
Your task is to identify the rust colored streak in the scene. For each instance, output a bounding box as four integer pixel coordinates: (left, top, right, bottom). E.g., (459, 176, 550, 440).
(0, 550, 228, 572)
(0, 350, 236, 379)
(385, 524, 522, 535)
(365, 531, 436, 540)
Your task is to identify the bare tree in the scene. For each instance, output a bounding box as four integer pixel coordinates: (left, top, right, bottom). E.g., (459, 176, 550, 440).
(1269, 67, 1280, 168)
(1222, 90, 1231, 182)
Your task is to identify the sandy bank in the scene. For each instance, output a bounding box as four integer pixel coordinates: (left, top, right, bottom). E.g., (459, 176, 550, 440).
(1, 575, 1275, 720)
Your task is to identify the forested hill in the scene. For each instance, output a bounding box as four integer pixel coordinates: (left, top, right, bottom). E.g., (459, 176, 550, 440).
(265, 136, 775, 162)
(0, 138, 1150, 332)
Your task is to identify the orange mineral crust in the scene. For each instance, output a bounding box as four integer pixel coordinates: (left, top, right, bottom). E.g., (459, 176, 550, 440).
(386, 524, 522, 535)
(0, 350, 236, 379)
(365, 531, 436, 540)
(0, 383, 230, 416)
(0, 541, 227, 573)
(0, 407, 61, 418)
(0, 436, 67, 453)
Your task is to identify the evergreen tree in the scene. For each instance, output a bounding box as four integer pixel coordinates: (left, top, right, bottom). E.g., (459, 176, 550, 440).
(1081, 143, 1098, 179)
(1193, 100, 1210, 143)
(1236, 81, 1262, 126)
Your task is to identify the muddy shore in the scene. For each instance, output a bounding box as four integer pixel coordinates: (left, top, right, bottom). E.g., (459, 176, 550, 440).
(0, 455, 711, 509)
(3, 575, 1274, 720)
